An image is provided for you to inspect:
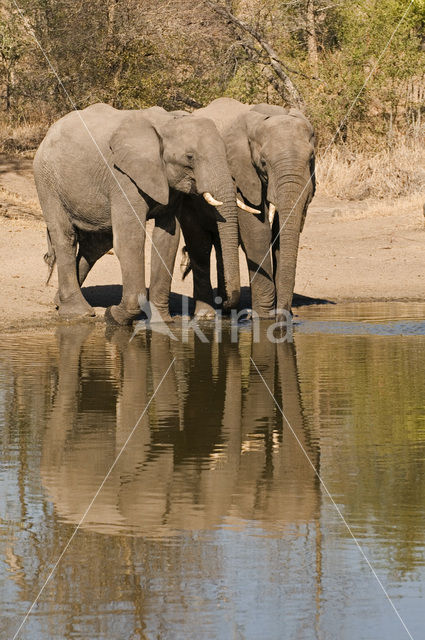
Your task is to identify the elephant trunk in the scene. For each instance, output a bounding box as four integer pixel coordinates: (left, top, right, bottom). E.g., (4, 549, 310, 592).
(216, 196, 240, 309)
(272, 160, 309, 312)
(195, 161, 240, 310)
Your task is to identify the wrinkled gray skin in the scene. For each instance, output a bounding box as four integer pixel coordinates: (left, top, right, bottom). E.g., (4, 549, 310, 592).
(195, 98, 316, 317)
(34, 103, 240, 324)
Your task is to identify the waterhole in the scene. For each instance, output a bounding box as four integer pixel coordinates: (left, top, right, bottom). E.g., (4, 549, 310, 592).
(1, 304, 425, 639)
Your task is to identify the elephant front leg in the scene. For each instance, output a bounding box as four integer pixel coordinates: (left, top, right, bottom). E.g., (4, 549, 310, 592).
(238, 212, 275, 318)
(149, 211, 181, 323)
(107, 200, 147, 326)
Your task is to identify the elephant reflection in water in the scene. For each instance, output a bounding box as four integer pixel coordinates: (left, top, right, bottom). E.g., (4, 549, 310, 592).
(41, 324, 321, 538)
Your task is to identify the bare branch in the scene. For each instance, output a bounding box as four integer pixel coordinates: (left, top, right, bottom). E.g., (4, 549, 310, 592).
(173, 92, 203, 109)
(204, 0, 305, 108)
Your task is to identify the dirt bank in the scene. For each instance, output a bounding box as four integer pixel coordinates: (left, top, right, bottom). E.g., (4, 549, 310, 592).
(1, 153, 424, 331)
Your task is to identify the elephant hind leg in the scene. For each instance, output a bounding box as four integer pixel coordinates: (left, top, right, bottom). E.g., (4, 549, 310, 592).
(53, 230, 113, 308)
(41, 194, 94, 318)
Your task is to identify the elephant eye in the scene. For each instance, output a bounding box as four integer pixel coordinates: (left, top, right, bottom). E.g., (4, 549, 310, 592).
(186, 152, 194, 163)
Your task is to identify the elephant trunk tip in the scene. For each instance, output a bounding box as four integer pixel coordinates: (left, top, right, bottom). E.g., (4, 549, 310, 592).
(222, 289, 240, 311)
(180, 246, 192, 280)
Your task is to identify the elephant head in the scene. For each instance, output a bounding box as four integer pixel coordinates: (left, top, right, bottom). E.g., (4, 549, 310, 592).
(109, 109, 240, 310)
(222, 103, 316, 312)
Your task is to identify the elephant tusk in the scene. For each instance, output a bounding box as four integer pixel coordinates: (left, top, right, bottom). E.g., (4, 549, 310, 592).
(268, 203, 276, 226)
(237, 198, 260, 214)
(203, 192, 223, 207)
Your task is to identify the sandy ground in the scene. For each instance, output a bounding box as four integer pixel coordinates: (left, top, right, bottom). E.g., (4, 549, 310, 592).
(1, 152, 425, 331)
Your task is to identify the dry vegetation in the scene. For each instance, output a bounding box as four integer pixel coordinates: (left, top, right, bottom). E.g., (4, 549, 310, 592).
(1, 0, 425, 202)
(0, 121, 45, 154)
(317, 137, 425, 201)
(0, 184, 40, 218)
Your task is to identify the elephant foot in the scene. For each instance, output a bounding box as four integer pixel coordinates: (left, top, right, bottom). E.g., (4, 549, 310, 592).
(153, 312, 173, 324)
(221, 290, 240, 313)
(276, 301, 293, 322)
(276, 311, 293, 324)
(194, 301, 216, 319)
(148, 302, 174, 324)
(58, 291, 95, 318)
(105, 304, 140, 326)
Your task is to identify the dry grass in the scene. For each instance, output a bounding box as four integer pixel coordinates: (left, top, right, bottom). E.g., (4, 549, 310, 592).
(0, 122, 46, 154)
(317, 138, 425, 201)
(0, 186, 41, 219)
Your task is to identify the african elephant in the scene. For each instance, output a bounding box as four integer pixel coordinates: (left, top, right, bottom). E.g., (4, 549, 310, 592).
(195, 98, 316, 317)
(33, 103, 240, 325)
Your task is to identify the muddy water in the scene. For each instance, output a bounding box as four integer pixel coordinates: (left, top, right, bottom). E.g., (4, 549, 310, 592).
(1, 304, 425, 639)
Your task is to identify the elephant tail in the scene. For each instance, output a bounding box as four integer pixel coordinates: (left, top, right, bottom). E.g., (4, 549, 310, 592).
(43, 229, 56, 285)
(180, 245, 192, 280)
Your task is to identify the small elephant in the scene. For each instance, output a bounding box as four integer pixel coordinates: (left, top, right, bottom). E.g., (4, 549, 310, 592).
(195, 98, 316, 317)
(34, 103, 241, 325)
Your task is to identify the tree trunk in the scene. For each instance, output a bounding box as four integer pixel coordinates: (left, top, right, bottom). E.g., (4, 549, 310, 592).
(306, 0, 319, 77)
(6, 68, 12, 111)
(107, 0, 118, 40)
(205, 0, 305, 109)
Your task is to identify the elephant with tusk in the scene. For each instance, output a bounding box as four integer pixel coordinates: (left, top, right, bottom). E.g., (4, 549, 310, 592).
(34, 103, 241, 325)
(195, 98, 316, 318)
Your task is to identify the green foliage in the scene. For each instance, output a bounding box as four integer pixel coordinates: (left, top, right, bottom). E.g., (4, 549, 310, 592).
(224, 63, 269, 103)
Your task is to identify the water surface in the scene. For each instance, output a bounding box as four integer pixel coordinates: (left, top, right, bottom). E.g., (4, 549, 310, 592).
(1, 305, 425, 639)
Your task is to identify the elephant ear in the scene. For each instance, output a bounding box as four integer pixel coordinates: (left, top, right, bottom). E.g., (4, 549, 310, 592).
(309, 152, 316, 198)
(110, 113, 169, 205)
(222, 113, 262, 206)
(301, 149, 316, 234)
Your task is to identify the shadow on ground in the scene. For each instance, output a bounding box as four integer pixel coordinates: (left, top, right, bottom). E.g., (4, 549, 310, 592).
(239, 287, 333, 310)
(83, 284, 334, 316)
(82, 285, 196, 316)
(0, 153, 34, 174)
